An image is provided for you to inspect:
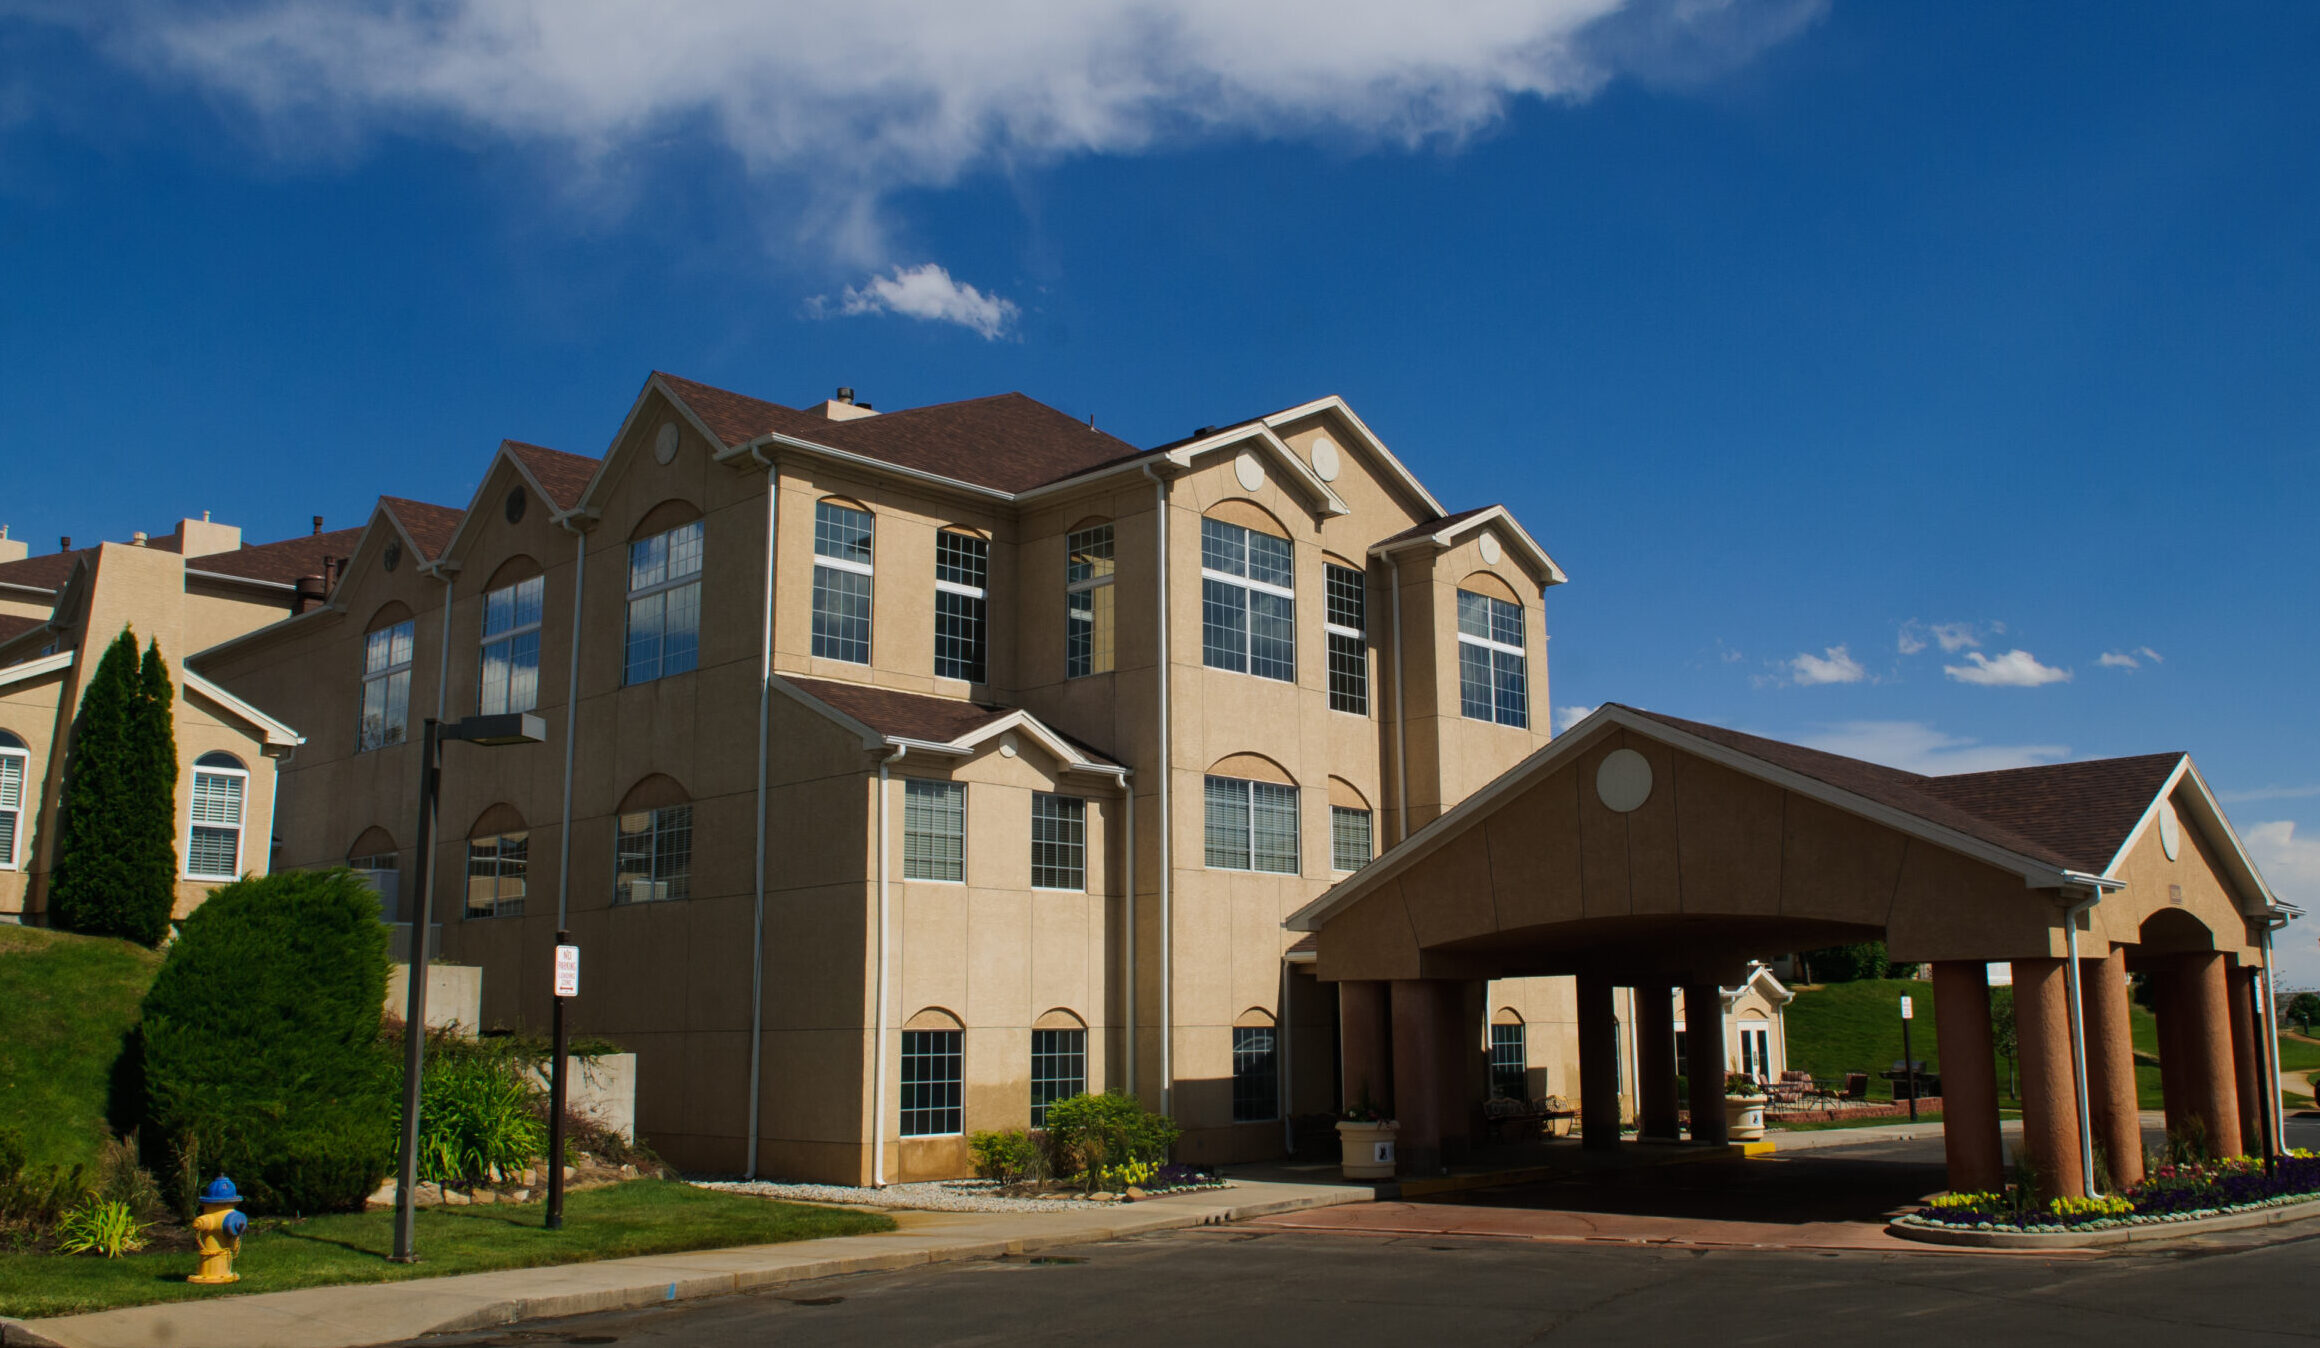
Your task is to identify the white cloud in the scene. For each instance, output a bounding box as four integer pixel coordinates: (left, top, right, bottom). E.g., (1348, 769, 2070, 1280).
(816, 263, 1019, 338)
(2220, 784, 2320, 805)
(2245, 821, 2320, 991)
(2137, 645, 2164, 663)
(16, 0, 1827, 260)
(1788, 645, 1866, 686)
(1944, 648, 2071, 688)
(2098, 645, 2163, 671)
(1898, 620, 1982, 656)
(1797, 721, 2069, 776)
(1554, 703, 1599, 733)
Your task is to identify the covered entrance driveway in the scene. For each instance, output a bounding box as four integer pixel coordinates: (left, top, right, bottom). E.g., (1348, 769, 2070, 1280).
(1289, 706, 2300, 1198)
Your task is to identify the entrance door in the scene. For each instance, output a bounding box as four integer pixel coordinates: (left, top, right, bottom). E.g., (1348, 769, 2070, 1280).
(1738, 1022, 1772, 1080)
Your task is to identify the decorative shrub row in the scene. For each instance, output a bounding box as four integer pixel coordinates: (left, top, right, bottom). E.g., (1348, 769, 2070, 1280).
(1901, 1152, 2320, 1233)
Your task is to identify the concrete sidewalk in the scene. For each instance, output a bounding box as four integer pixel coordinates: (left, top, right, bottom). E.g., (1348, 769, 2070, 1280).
(1, 1179, 1369, 1348)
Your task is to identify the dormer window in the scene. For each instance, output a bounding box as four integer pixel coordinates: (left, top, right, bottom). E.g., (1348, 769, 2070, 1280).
(812, 501, 874, 664)
(1457, 590, 1529, 728)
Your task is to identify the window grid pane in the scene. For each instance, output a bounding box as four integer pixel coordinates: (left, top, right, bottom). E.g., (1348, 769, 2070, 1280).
(934, 531, 987, 588)
(1458, 641, 1495, 721)
(359, 621, 415, 752)
(900, 1029, 963, 1136)
(1200, 577, 1248, 674)
(1030, 794, 1085, 890)
(1065, 525, 1115, 679)
(625, 523, 703, 686)
(186, 827, 238, 879)
(1325, 632, 1366, 715)
(189, 772, 244, 826)
(615, 803, 693, 903)
(1490, 1024, 1527, 1100)
(1029, 1028, 1087, 1128)
(0, 754, 21, 867)
(814, 502, 874, 565)
(902, 780, 965, 882)
(1232, 1025, 1278, 1122)
(933, 588, 986, 682)
(466, 832, 528, 918)
(1250, 782, 1299, 874)
(1493, 649, 1530, 729)
(1200, 519, 1294, 682)
(1202, 776, 1252, 870)
(1330, 806, 1372, 873)
(812, 565, 873, 664)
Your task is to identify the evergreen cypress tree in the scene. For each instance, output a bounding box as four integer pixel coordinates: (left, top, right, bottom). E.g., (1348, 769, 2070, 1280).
(50, 628, 180, 946)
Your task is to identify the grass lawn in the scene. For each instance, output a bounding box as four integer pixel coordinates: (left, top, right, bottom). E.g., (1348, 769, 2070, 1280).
(0, 925, 160, 1171)
(0, 1179, 893, 1320)
(1783, 977, 2165, 1108)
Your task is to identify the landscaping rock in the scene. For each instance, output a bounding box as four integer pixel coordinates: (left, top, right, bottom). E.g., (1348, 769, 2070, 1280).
(443, 1187, 471, 1206)
(471, 1189, 499, 1205)
(508, 1187, 531, 1203)
(413, 1182, 444, 1208)
(366, 1179, 397, 1209)
(520, 1168, 539, 1187)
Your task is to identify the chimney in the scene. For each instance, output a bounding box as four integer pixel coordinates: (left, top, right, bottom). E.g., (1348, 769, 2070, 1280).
(0, 525, 24, 565)
(171, 515, 241, 558)
(60, 536, 72, 553)
(819, 386, 879, 422)
(313, 515, 325, 536)
(323, 556, 338, 597)
(132, 531, 148, 547)
(294, 574, 328, 615)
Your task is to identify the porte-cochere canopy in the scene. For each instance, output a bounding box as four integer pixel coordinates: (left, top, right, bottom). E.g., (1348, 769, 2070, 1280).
(1288, 705, 2299, 1195)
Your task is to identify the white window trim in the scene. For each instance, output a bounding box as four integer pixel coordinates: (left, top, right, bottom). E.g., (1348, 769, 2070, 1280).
(628, 558, 703, 602)
(183, 762, 249, 881)
(1029, 793, 1087, 892)
(817, 553, 875, 579)
(480, 575, 545, 715)
(1202, 565, 1296, 603)
(1458, 593, 1528, 726)
(0, 747, 26, 871)
(900, 778, 968, 886)
(1205, 775, 1301, 875)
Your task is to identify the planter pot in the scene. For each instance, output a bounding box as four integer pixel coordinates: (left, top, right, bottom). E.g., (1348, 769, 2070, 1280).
(1725, 1095, 1768, 1142)
(1336, 1121, 1400, 1180)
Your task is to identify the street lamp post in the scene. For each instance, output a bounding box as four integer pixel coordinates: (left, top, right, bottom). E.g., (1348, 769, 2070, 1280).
(391, 712, 546, 1264)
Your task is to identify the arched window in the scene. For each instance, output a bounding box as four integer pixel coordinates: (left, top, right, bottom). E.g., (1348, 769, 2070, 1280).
(1201, 506, 1295, 682)
(465, 804, 528, 919)
(1203, 755, 1299, 874)
(185, 752, 249, 881)
(901, 1008, 964, 1137)
(480, 558, 544, 715)
(345, 827, 400, 921)
(1065, 519, 1114, 678)
(933, 528, 988, 683)
(1456, 575, 1528, 729)
(1030, 1009, 1088, 1127)
(359, 604, 416, 752)
(811, 499, 874, 664)
(625, 506, 703, 685)
(1489, 1009, 1528, 1101)
(614, 775, 692, 904)
(1232, 1009, 1280, 1123)
(0, 729, 27, 870)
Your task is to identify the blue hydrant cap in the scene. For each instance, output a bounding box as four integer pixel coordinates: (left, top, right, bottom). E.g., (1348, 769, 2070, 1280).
(200, 1176, 242, 1205)
(222, 1209, 248, 1238)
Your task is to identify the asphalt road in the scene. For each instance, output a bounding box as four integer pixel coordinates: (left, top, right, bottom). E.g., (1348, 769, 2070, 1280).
(407, 1120, 2320, 1348)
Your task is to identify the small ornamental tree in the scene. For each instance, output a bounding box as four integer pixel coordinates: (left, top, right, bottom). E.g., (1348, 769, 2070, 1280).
(140, 869, 397, 1213)
(2288, 992, 2320, 1036)
(50, 630, 180, 946)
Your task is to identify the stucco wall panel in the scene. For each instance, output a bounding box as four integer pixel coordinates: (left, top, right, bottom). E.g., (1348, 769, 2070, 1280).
(1672, 755, 1785, 917)
(1775, 793, 1907, 928)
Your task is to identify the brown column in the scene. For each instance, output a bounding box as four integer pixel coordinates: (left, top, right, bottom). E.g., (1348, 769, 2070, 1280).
(2014, 958, 2086, 1199)
(1338, 980, 1394, 1114)
(1390, 980, 1472, 1174)
(2150, 965, 2192, 1137)
(2226, 964, 2263, 1156)
(1634, 982, 1680, 1141)
(2181, 952, 2242, 1157)
(1930, 960, 2005, 1193)
(1683, 983, 1728, 1146)
(1577, 972, 1622, 1150)
(2079, 949, 2143, 1189)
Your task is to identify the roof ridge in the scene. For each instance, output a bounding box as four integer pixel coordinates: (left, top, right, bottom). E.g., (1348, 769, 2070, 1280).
(1928, 752, 2186, 783)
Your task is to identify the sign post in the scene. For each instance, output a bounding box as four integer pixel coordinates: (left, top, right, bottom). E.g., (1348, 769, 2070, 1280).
(1899, 994, 1917, 1122)
(547, 934, 578, 1230)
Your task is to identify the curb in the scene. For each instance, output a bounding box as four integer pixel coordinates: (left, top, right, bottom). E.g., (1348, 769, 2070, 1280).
(1887, 1195, 2320, 1250)
(1, 1320, 64, 1348)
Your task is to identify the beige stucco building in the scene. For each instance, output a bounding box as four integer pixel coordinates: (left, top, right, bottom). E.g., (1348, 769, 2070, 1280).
(0, 516, 349, 920)
(186, 371, 1634, 1182)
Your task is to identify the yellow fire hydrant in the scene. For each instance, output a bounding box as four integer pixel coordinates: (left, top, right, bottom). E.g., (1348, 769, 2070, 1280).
(188, 1177, 249, 1285)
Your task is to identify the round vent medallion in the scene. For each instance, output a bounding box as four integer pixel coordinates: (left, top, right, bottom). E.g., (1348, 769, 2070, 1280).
(2158, 799, 2181, 861)
(504, 486, 527, 524)
(1234, 451, 1266, 493)
(654, 421, 680, 465)
(1309, 436, 1342, 482)
(1596, 748, 1653, 813)
(382, 540, 402, 573)
(1478, 533, 1502, 565)
(999, 734, 1019, 759)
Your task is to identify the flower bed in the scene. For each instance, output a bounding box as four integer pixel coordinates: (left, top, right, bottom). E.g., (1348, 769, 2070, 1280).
(1895, 1151, 2320, 1235)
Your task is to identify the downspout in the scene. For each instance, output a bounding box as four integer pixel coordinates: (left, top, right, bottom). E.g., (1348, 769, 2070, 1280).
(553, 519, 586, 930)
(745, 457, 778, 1179)
(2260, 919, 2287, 1152)
(1121, 773, 1137, 1098)
(1387, 555, 1409, 844)
(873, 744, 906, 1186)
(1144, 463, 1174, 1114)
(2062, 887, 2101, 1196)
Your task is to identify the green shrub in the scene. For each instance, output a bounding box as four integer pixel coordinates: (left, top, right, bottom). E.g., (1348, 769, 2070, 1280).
(1795, 941, 1899, 983)
(0, 1129, 90, 1242)
(967, 1128, 1042, 1184)
(140, 870, 396, 1214)
(49, 632, 180, 947)
(414, 1038, 548, 1184)
(53, 1198, 149, 1258)
(1041, 1092, 1178, 1193)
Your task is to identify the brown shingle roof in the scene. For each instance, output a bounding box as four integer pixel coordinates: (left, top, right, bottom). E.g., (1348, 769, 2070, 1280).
(0, 548, 93, 595)
(381, 498, 466, 562)
(192, 527, 367, 586)
(1621, 706, 2183, 873)
(503, 441, 599, 513)
(0, 613, 44, 645)
(1372, 505, 1497, 549)
(782, 676, 1119, 766)
(655, 373, 1145, 495)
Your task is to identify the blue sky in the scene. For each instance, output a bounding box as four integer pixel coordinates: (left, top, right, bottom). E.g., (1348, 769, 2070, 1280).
(4, 2, 2316, 982)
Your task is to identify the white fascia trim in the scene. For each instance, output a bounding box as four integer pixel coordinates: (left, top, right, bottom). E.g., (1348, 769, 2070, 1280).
(181, 670, 305, 748)
(184, 569, 298, 594)
(0, 581, 59, 600)
(0, 650, 73, 690)
(1368, 505, 1569, 588)
(1259, 395, 1447, 518)
(2144, 759, 2287, 917)
(1284, 946, 1317, 965)
(1161, 424, 1350, 517)
(2098, 756, 2191, 880)
(948, 710, 1128, 781)
(740, 432, 1015, 504)
(1285, 704, 2081, 933)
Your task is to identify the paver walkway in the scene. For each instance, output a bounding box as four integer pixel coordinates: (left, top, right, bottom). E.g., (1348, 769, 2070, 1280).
(0, 1179, 1369, 1348)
